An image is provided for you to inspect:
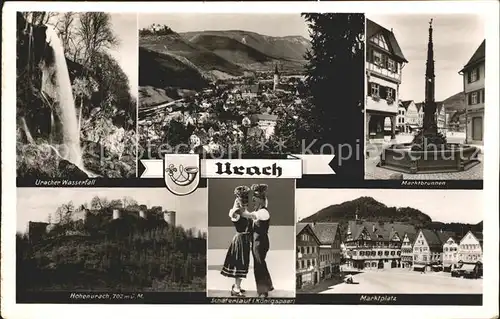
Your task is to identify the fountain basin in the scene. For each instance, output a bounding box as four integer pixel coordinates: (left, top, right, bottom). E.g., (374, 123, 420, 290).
(378, 143, 481, 174)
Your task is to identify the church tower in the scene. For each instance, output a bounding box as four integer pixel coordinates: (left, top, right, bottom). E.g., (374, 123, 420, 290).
(273, 63, 280, 91)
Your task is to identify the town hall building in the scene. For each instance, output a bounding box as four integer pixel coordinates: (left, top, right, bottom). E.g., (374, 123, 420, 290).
(344, 220, 416, 270)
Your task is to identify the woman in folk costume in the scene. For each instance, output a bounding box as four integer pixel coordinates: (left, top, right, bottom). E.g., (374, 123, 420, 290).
(241, 184, 274, 298)
(220, 186, 253, 297)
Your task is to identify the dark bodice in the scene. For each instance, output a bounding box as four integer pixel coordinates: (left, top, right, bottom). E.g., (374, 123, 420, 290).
(233, 216, 253, 233)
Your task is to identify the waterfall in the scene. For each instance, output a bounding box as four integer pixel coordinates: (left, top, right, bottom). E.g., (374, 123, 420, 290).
(42, 26, 83, 168)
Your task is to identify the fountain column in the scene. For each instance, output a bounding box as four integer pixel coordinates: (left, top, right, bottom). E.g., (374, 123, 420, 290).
(423, 19, 438, 135)
(378, 18, 480, 174)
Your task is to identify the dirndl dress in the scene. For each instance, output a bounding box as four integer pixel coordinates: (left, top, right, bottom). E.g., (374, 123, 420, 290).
(221, 215, 253, 278)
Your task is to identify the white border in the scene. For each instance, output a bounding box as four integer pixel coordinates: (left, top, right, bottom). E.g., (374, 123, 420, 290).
(135, 12, 140, 178)
(2, 2, 499, 319)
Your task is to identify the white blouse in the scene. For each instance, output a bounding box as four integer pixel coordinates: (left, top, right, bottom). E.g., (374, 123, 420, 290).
(254, 208, 270, 221)
(229, 207, 269, 222)
(228, 207, 241, 222)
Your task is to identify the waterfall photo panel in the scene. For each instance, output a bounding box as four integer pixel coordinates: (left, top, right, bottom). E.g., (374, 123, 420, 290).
(16, 12, 138, 180)
(16, 187, 207, 300)
(206, 178, 296, 298)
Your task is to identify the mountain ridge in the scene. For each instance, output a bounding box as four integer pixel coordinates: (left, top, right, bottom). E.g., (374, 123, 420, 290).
(180, 30, 310, 61)
(299, 196, 482, 238)
(139, 28, 310, 94)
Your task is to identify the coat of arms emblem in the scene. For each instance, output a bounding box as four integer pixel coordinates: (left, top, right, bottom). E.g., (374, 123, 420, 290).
(164, 154, 200, 196)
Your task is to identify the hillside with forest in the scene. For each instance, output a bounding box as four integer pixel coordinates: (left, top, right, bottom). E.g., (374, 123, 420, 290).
(17, 196, 207, 292)
(300, 196, 483, 238)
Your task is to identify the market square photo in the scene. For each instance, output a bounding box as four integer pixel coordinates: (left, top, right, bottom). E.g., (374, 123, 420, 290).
(295, 189, 483, 295)
(206, 179, 296, 298)
(364, 14, 485, 180)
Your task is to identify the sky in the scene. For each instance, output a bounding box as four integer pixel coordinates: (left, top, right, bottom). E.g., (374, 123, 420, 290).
(367, 14, 484, 102)
(16, 188, 207, 233)
(296, 189, 483, 224)
(108, 13, 138, 98)
(138, 13, 310, 39)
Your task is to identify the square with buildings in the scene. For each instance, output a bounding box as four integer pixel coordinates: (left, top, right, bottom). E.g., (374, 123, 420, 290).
(296, 189, 483, 294)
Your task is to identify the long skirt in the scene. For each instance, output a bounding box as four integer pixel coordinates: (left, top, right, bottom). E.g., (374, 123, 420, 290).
(252, 235, 274, 294)
(221, 233, 251, 278)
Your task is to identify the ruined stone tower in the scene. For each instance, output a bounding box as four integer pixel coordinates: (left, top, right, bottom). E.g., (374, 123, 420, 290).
(163, 211, 176, 226)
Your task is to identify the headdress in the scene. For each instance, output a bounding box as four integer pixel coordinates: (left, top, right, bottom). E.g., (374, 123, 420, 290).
(251, 184, 268, 199)
(234, 185, 250, 205)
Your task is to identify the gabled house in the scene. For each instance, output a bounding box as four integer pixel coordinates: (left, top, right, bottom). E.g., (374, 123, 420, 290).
(402, 100, 420, 132)
(442, 235, 461, 272)
(412, 229, 448, 272)
(397, 100, 408, 133)
(436, 102, 447, 133)
(401, 231, 418, 269)
(309, 222, 342, 279)
(458, 230, 483, 264)
(366, 19, 408, 141)
(415, 102, 425, 127)
(296, 223, 321, 288)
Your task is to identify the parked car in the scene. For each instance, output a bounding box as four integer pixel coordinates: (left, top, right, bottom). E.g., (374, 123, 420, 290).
(461, 263, 482, 279)
(463, 271, 480, 279)
(451, 268, 465, 277)
(463, 264, 482, 279)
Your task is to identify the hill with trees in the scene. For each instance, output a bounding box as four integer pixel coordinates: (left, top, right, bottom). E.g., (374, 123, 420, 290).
(17, 196, 206, 292)
(299, 196, 482, 239)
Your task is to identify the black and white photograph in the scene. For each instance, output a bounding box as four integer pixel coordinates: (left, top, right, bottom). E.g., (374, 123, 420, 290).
(16, 12, 138, 179)
(364, 14, 484, 180)
(296, 189, 483, 295)
(16, 188, 207, 296)
(137, 13, 365, 176)
(206, 179, 295, 298)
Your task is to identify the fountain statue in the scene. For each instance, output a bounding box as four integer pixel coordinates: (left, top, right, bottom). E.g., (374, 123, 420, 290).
(378, 19, 480, 174)
(412, 19, 447, 147)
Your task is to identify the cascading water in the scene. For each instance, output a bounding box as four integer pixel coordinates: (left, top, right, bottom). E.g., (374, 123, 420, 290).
(41, 26, 83, 169)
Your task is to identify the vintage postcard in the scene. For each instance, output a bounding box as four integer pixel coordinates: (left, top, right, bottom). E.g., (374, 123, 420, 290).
(1, 1, 498, 319)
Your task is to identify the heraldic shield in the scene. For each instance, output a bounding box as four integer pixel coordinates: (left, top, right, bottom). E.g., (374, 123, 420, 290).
(164, 154, 200, 196)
